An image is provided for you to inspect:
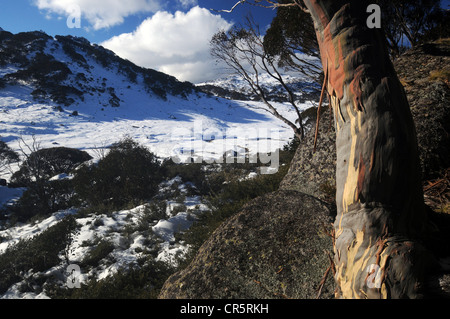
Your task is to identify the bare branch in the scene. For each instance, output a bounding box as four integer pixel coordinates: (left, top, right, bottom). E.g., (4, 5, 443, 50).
(211, 0, 309, 14)
(210, 20, 307, 140)
(211, 0, 247, 13)
(17, 135, 45, 183)
(253, 0, 309, 13)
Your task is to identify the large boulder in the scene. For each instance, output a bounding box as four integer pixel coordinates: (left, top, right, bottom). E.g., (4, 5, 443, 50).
(280, 107, 336, 203)
(159, 190, 335, 299)
(394, 39, 450, 181)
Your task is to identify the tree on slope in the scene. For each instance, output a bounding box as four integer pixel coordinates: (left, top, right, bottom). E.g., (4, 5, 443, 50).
(211, 17, 310, 140)
(301, 0, 432, 299)
(263, 0, 321, 80)
(218, 0, 437, 298)
(378, 0, 443, 57)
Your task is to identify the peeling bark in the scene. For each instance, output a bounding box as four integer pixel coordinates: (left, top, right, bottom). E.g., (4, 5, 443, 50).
(303, 0, 433, 298)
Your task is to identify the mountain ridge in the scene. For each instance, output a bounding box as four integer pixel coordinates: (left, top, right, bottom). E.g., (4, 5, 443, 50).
(0, 30, 197, 108)
(197, 72, 321, 103)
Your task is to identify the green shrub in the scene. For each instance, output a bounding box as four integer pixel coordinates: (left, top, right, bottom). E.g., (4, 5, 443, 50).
(50, 259, 175, 299)
(7, 53, 72, 85)
(0, 216, 77, 294)
(10, 147, 92, 187)
(162, 160, 207, 191)
(81, 240, 115, 268)
(61, 43, 87, 66)
(136, 202, 168, 231)
(9, 146, 90, 223)
(73, 138, 163, 210)
(0, 140, 19, 176)
(10, 178, 79, 223)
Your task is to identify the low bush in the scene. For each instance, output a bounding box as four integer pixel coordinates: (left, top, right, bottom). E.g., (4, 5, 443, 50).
(10, 147, 92, 187)
(7, 53, 72, 85)
(73, 138, 163, 210)
(0, 216, 77, 294)
(49, 259, 175, 299)
(0, 140, 19, 176)
(162, 160, 208, 193)
(9, 179, 76, 223)
(81, 240, 115, 268)
(8, 146, 92, 223)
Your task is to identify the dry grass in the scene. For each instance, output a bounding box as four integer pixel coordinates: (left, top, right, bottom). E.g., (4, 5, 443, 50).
(423, 168, 450, 214)
(429, 69, 450, 85)
(433, 38, 450, 45)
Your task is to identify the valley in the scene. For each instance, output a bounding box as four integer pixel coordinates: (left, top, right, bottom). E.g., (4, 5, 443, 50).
(0, 29, 317, 298)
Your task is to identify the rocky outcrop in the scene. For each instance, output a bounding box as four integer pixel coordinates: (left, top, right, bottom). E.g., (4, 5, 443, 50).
(159, 190, 335, 299)
(395, 39, 450, 182)
(280, 107, 336, 203)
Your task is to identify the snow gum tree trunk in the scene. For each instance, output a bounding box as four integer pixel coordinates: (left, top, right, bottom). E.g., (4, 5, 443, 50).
(303, 0, 433, 298)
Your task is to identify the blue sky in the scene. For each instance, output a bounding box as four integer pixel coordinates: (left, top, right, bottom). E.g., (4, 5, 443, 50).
(0, 0, 276, 82)
(1, 0, 449, 83)
(0, 1, 276, 43)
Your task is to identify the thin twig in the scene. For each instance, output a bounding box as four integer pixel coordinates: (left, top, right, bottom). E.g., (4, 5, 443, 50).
(423, 179, 445, 192)
(316, 250, 335, 299)
(211, 0, 247, 13)
(211, 0, 309, 14)
(316, 264, 331, 299)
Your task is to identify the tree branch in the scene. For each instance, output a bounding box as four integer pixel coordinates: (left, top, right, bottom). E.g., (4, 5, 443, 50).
(211, 0, 247, 13)
(211, 0, 309, 14)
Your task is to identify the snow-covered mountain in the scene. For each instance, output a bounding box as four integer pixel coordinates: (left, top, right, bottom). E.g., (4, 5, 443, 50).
(0, 29, 311, 165)
(0, 29, 317, 299)
(197, 72, 321, 103)
(0, 30, 195, 106)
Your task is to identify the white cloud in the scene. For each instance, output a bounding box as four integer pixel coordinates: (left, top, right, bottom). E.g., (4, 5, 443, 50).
(34, 0, 161, 30)
(101, 6, 232, 83)
(177, 0, 198, 9)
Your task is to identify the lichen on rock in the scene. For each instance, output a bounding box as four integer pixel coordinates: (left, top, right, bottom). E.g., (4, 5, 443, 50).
(158, 190, 335, 299)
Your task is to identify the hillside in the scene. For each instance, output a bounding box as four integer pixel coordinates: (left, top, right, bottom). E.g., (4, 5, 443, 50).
(0, 30, 195, 105)
(0, 29, 310, 167)
(0, 29, 315, 299)
(197, 73, 321, 103)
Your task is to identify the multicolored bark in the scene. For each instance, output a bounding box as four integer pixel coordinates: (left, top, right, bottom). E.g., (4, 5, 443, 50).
(303, 0, 432, 298)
